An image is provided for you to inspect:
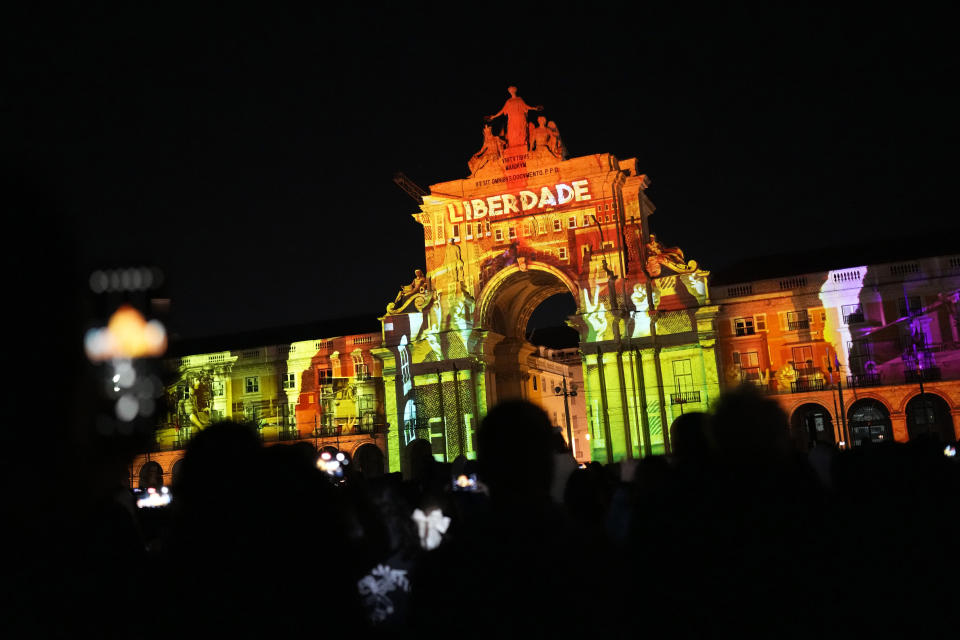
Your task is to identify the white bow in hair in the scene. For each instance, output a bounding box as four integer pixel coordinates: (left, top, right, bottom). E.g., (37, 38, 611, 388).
(411, 508, 450, 550)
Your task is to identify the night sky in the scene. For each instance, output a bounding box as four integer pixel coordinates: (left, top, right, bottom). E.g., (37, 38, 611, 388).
(7, 5, 957, 341)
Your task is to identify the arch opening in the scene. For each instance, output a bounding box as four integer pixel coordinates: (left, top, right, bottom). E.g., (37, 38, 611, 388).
(479, 267, 579, 403)
(848, 398, 892, 446)
(139, 460, 164, 489)
(478, 265, 577, 340)
(526, 293, 579, 347)
(354, 443, 385, 477)
(790, 403, 836, 451)
(905, 393, 955, 443)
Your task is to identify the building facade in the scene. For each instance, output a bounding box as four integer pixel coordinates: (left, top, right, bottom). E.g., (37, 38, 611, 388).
(713, 254, 960, 448)
(130, 92, 959, 487)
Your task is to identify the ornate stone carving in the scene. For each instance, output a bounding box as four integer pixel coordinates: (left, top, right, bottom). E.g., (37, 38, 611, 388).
(528, 116, 556, 158)
(386, 269, 433, 315)
(547, 121, 566, 159)
(645, 233, 698, 276)
(468, 124, 506, 176)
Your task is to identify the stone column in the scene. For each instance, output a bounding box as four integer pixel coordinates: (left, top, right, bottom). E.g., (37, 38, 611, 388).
(372, 346, 401, 473)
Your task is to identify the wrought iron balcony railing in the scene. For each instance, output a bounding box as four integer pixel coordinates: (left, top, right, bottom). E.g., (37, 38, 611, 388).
(670, 391, 701, 405)
(848, 373, 883, 387)
(791, 378, 826, 393)
(787, 319, 811, 330)
(904, 367, 942, 383)
(309, 423, 388, 438)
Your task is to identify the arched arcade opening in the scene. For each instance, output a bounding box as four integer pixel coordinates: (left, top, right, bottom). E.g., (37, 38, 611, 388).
(790, 403, 836, 450)
(138, 460, 164, 489)
(905, 393, 955, 443)
(477, 264, 579, 401)
(354, 443, 385, 477)
(848, 398, 893, 446)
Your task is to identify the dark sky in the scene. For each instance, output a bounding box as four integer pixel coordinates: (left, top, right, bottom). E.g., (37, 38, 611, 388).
(7, 5, 957, 340)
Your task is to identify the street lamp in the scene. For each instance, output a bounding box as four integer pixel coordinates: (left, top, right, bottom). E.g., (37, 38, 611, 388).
(827, 358, 850, 449)
(554, 376, 578, 456)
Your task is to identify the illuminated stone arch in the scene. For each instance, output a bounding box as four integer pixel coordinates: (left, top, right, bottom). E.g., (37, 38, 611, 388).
(903, 392, 955, 442)
(893, 387, 954, 414)
(170, 458, 185, 487)
(847, 396, 894, 446)
(352, 442, 386, 476)
(475, 262, 580, 338)
(789, 402, 836, 450)
(137, 460, 164, 489)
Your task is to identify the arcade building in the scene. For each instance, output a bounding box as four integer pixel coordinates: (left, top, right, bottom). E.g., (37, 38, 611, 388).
(130, 90, 960, 488)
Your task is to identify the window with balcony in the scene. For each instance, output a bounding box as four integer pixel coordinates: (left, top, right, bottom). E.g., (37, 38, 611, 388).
(353, 353, 369, 380)
(672, 359, 693, 392)
(737, 351, 761, 381)
(904, 348, 940, 382)
(787, 310, 810, 330)
(671, 359, 699, 404)
(791, 346, 816, 376)
(317, 368, 333, 385)
(842, 303, 864, 324)
(734, 317, 755, 336)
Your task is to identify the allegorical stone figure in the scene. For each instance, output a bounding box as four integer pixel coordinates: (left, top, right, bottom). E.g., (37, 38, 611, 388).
(528, 116, 555, 157)
(645, 233, 698, 276)
(387, 269, 432, 315)
(486, 86, 542, 148)
(468, 124, 506, 175)
(547, 120, 566, 159)
(394, 269, 426, 305)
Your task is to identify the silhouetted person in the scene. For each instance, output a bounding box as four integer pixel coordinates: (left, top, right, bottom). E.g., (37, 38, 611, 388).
(670, 411, 713, 465)
(409, 400, 606, 637)
(151, 421, 364, 639)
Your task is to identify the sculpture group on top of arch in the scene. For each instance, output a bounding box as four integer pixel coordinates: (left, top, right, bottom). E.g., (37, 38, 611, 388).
(469, 86, 568, 178)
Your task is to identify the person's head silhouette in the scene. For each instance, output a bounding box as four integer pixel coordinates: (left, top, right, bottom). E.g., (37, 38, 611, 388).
(477, 400, 554, 504)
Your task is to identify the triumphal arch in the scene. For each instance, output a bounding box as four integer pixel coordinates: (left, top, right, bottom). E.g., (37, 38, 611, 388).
(375, 88, 721, 465)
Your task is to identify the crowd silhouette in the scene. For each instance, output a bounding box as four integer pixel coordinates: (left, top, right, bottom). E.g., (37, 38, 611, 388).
(7, 385, 960, 637)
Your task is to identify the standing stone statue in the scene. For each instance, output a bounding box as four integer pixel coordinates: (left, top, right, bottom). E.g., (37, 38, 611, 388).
(486, 86, 542, 149)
